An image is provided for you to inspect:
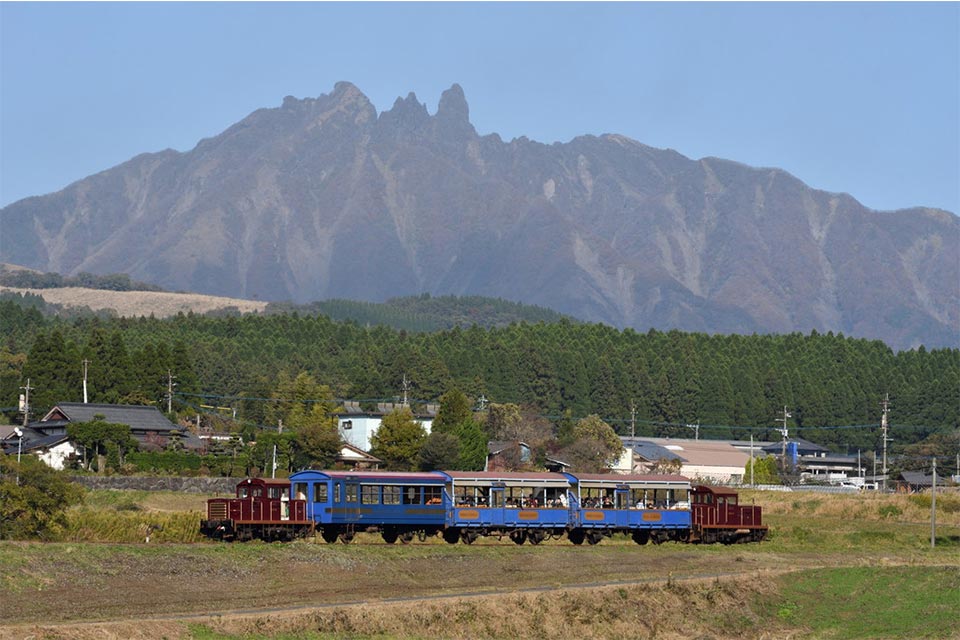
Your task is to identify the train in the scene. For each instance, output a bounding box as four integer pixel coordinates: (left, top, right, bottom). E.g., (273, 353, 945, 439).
(200, 470, 768, 545)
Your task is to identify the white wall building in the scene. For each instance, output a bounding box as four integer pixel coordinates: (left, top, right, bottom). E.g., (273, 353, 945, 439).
(337, 402, 435, 452)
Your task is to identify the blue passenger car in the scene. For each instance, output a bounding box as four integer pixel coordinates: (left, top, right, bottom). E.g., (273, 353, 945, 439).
(438, 471, 573, 544)
(289, 470, 447, 543)
(564, 473, 692, 545)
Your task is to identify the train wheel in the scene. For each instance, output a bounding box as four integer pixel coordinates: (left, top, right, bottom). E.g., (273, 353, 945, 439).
(443, 528, 461, 544)
(632, 530, 650, 545)
(321, 528, 339, 544)
(461, 530, 478, 545)
(399, 531, 415, 544)
(586, 531, 604, 546)
(568, 528, 585, 545)
(381, 528, 399, 544)
(339, 530, 355, 544)
(528, 530, 546, 545)
(509, 530, 527, 545)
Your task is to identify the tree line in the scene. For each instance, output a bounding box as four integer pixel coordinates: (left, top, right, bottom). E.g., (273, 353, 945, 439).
(1, 297, 957, 458)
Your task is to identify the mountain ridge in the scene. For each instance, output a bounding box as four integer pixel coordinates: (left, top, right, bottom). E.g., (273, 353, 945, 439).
(2, 82, 957, 350)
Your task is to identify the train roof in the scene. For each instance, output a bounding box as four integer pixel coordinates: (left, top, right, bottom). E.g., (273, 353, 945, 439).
(237, 477, 295, 487)
(569, 473, 689, 483)
(289, 470, 445, 483)
(691, 484, 740, 495)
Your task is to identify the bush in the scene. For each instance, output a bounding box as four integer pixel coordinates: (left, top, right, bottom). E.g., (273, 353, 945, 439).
(0, 457, 85, 540)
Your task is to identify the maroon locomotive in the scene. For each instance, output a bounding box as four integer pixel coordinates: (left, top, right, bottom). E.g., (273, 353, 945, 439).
(200, 477, 314, 541)
(690, 485, 768, 543)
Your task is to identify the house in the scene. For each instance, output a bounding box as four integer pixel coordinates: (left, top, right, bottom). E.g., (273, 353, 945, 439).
(37, 402, 203, 451)
(336, 401, 435, 452)
(1, 429, 80, 470)
(895, 471, 947, 493)
(616, 436, 750, 484)
(485, 440, 531, 471)
(336, 442, 381, 470)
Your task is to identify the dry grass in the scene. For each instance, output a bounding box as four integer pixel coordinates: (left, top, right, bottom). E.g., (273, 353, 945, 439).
(741, 488, 960, 527)
(0, 286, 266, 318)
(207, 576, 787, 640)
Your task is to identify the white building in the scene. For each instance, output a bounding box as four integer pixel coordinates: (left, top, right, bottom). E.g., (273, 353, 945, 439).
(615, 436, 750, 484)
(337, 402, 435, 452)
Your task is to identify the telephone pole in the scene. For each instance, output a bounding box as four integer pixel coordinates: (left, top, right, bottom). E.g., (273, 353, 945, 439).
(82, 359, 90, 404)
(775, 406, 792, 461)
(931, 457, 937, 549)
(401, 374, 411, 407)
(19, 378, 33, 427)
(880, 394, 892, 492)
(165, 370, 177, 414)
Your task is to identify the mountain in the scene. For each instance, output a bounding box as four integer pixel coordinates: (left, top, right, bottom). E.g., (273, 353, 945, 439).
(2, 82, 957, 350)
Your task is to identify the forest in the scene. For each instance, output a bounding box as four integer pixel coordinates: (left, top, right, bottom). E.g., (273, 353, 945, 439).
(1, 293, 958, 461)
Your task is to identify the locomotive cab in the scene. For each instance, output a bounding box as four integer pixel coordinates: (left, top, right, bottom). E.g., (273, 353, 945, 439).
(690, 485, 767, 544)
(200, 477, 313, 542)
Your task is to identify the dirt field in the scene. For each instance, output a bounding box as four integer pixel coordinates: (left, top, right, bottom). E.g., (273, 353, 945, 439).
(2, 533, 958, 640)
(0, 286, 266, 318)
(2, 490, 958, 639)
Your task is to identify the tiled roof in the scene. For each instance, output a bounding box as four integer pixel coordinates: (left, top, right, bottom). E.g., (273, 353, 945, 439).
(44, 403, 177, 432)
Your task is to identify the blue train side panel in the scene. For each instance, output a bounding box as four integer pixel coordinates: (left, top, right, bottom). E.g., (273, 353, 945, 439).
(289, 470, 447, 543)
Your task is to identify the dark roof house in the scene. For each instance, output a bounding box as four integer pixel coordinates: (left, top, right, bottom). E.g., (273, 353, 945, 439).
(39, 402, 202, 450)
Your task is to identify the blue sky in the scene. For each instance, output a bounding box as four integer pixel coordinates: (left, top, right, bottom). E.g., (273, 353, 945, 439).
(1, 2, 957, 213)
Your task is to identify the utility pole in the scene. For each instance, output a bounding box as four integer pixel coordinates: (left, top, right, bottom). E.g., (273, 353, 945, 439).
(82, 359, 90, 404)
(630, 401, 637, 473)
(19, 378, 33, 427)
(272, 444, 277, 479)
(476, 394, 488, 412)
(401, 374, 411, 407)
(880, 394, 892, 492)
(686, 421, 700, 440)
(750, 434, 755, 486)
(278, 419, 283, 434)
(775, 406, 791, 461)
(931, 457, 937, 549)
(165, 370, 177, 414)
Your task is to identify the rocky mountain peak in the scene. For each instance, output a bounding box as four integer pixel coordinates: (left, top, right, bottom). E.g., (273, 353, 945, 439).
(436, 83, 470, 124)
(0, 81, 956, 351)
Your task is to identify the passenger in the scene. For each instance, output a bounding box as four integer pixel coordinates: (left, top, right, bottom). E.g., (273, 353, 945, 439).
(602, 496, 614, 509)
(558, 493, 567, 508)
(477, 496, 487, 507)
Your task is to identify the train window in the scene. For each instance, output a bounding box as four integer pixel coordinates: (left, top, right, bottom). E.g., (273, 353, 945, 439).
(294, 483, 308, 500)
(239, 487, 249, 499)
(345, 484, 358, 503)
(361, 485, 380, 504)
(316, 483, 328, 502)
(383, 486, 401, 505)
(728, 495, 737, 505)
(268, 487, 281, 499)
(424, 486, 442, 505)
(334, 483, 341, 503)
(403, 486, 421, 505)
(252, 487, 263, 498)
